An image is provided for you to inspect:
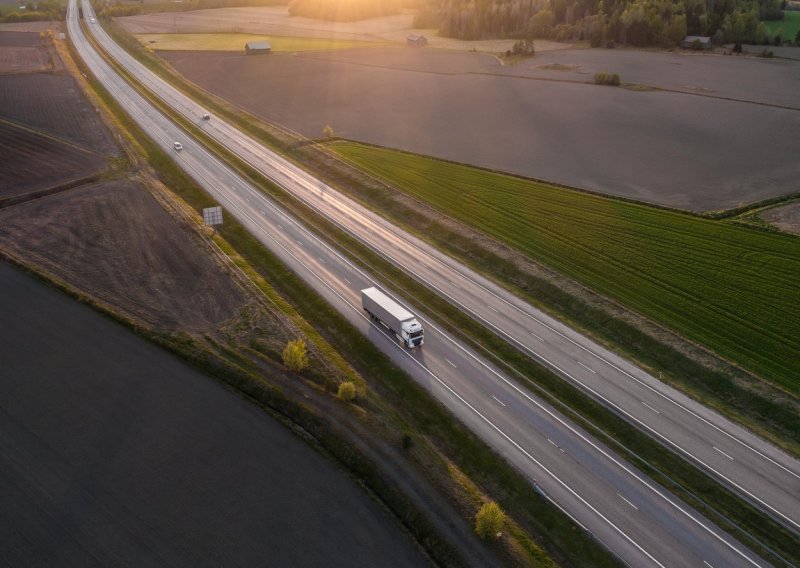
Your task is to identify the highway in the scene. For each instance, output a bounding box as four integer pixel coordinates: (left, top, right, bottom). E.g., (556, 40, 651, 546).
(77, 4, 800, 539)
(69, 2, 775, 565)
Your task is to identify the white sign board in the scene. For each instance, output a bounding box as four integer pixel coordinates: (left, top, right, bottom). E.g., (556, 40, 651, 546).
(203, 206, 223, 226)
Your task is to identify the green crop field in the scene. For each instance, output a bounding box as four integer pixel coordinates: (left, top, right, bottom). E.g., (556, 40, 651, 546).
(333, 142, 800, 394)
(135, 33, 384, 52)
(762, 11, 800, 40)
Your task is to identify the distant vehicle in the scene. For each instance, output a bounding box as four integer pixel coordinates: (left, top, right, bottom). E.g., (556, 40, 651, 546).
(202, 113, 210, 120)
(90, 17, 95, 23)
(173, 142, 183, 151)
(361, 287, 424, 349)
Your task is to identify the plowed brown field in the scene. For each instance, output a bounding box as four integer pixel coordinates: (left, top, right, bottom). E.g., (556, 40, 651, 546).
(0, 120, 107, 199)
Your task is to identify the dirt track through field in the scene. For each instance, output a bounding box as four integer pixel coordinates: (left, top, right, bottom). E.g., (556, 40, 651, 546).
(0, 260, 430, 567)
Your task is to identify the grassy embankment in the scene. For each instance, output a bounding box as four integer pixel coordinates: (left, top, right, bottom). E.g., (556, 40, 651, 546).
(67, 19, 609, 567)
(136, 32, 384, 52)
(333, 143, 800, 395)
(92, 15, 800, 565)
(762, 11, 800, 40)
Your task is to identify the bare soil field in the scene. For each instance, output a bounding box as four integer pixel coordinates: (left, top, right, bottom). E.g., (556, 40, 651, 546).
(0, 30, 42, 46)
(0, 21, 61, 33)
(0, 179, 254, 330)
(0, 261, 429, 567)
(511, 48, 800, 109)
(0, 31, 53, 74)
(0, 120, 107, 199)
(0, 33, 114, 198)
(160, 45, 800, 211)
(0, 73, 117, 153)
(0, 45, 49, 73)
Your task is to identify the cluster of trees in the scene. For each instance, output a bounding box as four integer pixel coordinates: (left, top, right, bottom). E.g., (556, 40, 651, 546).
(0, 0, 65, 23)
(414, 0, 795, 47)
(287, 0, 403, 22)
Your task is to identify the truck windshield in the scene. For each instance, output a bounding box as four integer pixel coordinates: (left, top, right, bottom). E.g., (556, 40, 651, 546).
(409, 330, 424, 339)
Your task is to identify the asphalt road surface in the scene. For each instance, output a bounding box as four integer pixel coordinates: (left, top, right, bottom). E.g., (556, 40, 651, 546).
(70, 2, 785, 565)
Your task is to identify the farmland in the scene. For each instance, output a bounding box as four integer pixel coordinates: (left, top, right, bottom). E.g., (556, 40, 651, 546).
(159, 42, 800, 212)
(0, 33, 114, 199)
(136, 32, 383, 51)
(333, 142, 800, 393)
(0, 73, 117, 153)
(0, 120, 107, 200)
(0, 262, 429, 567)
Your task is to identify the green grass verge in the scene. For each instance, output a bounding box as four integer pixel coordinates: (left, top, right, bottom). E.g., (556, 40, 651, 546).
(332, 142, 800, 395)
(762, 12, 800, 41)
(87, 18, 800, 565)
(70, 24, 605, 567)
(136, 32, 385, 52)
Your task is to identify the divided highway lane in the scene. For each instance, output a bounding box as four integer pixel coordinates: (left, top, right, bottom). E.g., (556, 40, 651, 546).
(69, 4, 768, 566)
(78, 2, 800, 534)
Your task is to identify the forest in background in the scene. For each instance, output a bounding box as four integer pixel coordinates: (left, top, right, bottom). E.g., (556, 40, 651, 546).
(414, 0, 799, 46)
(287, 0, 404, 21)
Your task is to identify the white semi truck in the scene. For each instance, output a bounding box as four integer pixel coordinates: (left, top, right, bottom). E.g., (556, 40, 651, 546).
(361, 287, 424, 349)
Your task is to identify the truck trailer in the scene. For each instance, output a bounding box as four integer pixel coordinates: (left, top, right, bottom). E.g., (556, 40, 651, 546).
(361, 287, 424, 349)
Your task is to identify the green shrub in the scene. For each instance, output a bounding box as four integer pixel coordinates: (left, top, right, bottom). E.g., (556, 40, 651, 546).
(475, 502, 505, 539)
(337, 381, 356, 401)
(282, 338, 308, 372)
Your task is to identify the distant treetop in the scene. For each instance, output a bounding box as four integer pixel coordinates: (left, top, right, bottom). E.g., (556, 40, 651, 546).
(413, 0, 786, 47)
(288, 0, 402, 22)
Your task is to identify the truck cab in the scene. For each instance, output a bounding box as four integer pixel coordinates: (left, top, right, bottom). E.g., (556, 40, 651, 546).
(402, 320, 424, 348)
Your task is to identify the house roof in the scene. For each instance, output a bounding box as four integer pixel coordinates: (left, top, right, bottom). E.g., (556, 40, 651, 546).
(683, 35, 711, 44)
(407, 34, 427, 41)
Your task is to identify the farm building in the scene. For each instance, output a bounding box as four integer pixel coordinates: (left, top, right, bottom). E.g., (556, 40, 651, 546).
(407, 34, 428, 47)
(245, 41, 271, 55)
(681, 36, 712, 50)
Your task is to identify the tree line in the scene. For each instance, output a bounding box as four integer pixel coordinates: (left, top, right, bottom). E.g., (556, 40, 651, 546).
(414, 0, 797, 46)
(287, 0, 403, 22)
(0, 0, 65, 23)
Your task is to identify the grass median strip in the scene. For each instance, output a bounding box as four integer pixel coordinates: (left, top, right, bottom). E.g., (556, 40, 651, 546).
(89, 17, 799, 565)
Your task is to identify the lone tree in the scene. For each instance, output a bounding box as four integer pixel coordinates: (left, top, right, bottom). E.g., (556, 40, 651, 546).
(338, 381, 356, 401)
(475, 501, 505, 539)
(323, 124, 334, 138)
(282, 339, 309, 372)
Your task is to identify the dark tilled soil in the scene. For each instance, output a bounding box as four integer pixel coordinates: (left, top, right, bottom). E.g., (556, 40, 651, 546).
(0, 179, 250, 330)
(0, 30, 42, 47)
(0, 45, 50, 73)
(0, 73, 117, 154)
(161, 47, 800, 211)
(0, 260, 429, 568)
(0, 120, 107, 198)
